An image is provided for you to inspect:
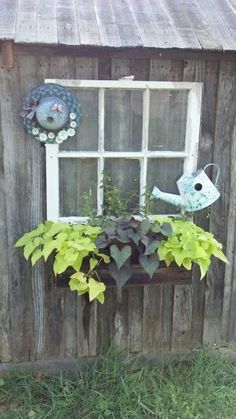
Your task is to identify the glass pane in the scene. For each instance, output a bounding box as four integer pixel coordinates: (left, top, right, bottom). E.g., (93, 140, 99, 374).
(59, 159, 97, 216)
(104, 159, 140, 214)
(60, 90, 98, 151)
(148, 90, 188, 151)
(147, 159, 183, 214)
(104, 90, 143, 151)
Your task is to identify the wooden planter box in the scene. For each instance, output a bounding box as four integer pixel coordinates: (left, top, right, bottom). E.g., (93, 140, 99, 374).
(56, 263, 191, 288)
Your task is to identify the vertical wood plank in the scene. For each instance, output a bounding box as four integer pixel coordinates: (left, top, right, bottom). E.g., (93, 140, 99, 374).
(96, 56, 117, 353)
(0, 57, 12, 361)
(144, 58, 174, 353)
(204, 61, 236, 343)
(64, 291, 77, 356)
(142, 285, 162, 353)
(224, 120, 236, 341)
(77, 297, 97, 357)
(172, 285, 193, 352)
(0, 57, 35, 361)
(183, 59, 208, 348)
(37, 56, 77, 359)
(129, 58, 148, 353)
(75, 57, 99, 357)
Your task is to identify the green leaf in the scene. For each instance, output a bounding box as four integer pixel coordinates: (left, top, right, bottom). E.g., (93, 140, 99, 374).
(116, 228, 130, 243)
(96, 292, 105, 304)
(0, 378, 5, 386)
(42, 241, 59, 261)
(23, 243, 36, 260)
(128, 231, 140, 246)
(110, 244, 131, 271)
(53, 255, 71, 275)
(145, 239, 160, 255)
(182, 258, 192, 270)
(140, 219, 151, 236)
(198, 259, 210, 279)
(108, 262, 132, 288)
(212, 247, 228, 264)
(15, 233, 33, 247)
(139, 253, 160, 278)
(89, 257, 98, 271)
(88, 278, 106, 302)
(70, 271, 87, 282)
(151, 222, 161, 233)
(31, 249, 43, 266)
(45, 222, 70, 237)
(160, 222, 172, 237)
(69, 276, 88, 293)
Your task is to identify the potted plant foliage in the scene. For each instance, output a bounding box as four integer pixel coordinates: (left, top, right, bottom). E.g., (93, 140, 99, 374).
(15, 176, 228, 304)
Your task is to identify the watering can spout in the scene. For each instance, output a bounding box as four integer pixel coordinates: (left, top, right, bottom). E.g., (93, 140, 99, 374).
(151, 187, 185, 209)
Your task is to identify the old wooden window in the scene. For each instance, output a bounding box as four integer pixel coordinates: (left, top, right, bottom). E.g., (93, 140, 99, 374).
(45, 80, 202, 222)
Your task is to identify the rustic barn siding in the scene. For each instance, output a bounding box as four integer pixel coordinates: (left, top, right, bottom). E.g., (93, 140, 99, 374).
(0, 49, 236, 362)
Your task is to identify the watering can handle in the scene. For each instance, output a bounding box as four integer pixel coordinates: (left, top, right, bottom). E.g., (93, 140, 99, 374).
(203, 163, 220, 188)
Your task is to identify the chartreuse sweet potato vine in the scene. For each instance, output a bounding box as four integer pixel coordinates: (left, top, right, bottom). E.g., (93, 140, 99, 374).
(15, 221, 110, 304)
(155, 218, 228, 279)
(15, 217, 228, 304)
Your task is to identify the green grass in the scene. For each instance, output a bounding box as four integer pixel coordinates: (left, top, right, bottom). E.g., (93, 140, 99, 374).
(1, 348, 236, 418)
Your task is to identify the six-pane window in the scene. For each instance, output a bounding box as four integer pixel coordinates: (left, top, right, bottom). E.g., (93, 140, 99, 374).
(45, 80, 202, 222)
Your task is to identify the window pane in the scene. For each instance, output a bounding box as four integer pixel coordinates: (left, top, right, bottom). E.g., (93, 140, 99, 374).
(104, 90, 143, 151)
(104, 159, 140, 213)
(59, 159, 97, 216)
(147, 159, 183, 214)
(60, 90, 98, 151)
(148, 90, 188, 151)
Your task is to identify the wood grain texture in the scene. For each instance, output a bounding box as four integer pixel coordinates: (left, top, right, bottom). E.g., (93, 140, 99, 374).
(0, 0, 17, 39)
(37, 0, 57, 45)
(57, 0, 80, 46)
(142, 285, 162, 353)
(36, 56, 77, 359)
(0, 57, 12, 362)
(162, 0, 201, 50)
(1, 41, 14, 68)
(178, 0, 222, 50)
(172, 285, 193, 351)
(126, 0, 160, 48)
(203, 61, 236, 343)
(223, 119, 236, 341)
(75, 0, 101, 46)
(110, 0, 142, 47)
(93, 0, 122, 47)
(198, 0, 236, 51)
(15, 0, 37, 44)
(75, 56, 99, 357)
(1, 0, 236, 51)
(183, 59, 207, 347)
(0, 57, 34, 361)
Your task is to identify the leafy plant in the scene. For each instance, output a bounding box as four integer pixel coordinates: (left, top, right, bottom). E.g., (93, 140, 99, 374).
(15, 221, 109, 303)
(156, 218, 228, 278)
(102, 173, 140, 217)
(95, 217, 172, 288)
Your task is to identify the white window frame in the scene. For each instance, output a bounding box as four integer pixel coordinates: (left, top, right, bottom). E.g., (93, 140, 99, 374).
(45, 79, 202, 222)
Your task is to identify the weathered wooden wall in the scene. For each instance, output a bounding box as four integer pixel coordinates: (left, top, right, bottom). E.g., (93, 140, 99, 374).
(0, 48, 236, 362)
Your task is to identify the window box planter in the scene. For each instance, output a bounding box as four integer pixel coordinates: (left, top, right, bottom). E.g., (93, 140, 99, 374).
(55, 262, 191, 289)
(15, 217, 227, 304)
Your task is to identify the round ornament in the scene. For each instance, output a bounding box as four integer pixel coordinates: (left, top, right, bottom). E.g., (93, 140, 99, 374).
(21, 83, 80, 144)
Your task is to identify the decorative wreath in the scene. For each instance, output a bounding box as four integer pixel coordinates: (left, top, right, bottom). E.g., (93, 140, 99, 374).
(21, 83, 80, 144)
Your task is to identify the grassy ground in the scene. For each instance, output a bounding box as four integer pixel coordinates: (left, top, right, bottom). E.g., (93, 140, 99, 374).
(1, 348, 236, 418)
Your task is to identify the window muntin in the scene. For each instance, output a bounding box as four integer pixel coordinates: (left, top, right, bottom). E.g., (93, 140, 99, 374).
(45, 80, 202, 222)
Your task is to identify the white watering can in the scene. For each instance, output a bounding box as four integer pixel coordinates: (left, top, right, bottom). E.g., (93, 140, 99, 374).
(151, 163, 220, 212)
